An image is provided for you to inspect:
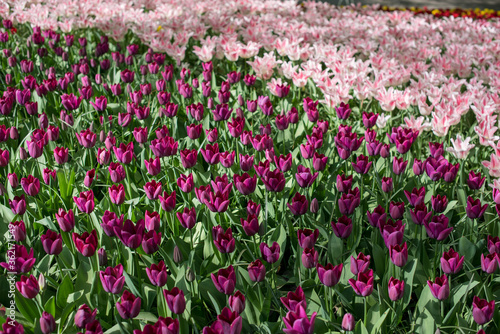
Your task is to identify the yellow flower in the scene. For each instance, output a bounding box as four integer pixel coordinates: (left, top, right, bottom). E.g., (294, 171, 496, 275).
(157, 26, 162, 32)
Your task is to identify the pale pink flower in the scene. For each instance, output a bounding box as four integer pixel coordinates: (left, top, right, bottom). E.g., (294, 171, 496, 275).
(446, 135, 475, 160)
(483, 153, 500, 178)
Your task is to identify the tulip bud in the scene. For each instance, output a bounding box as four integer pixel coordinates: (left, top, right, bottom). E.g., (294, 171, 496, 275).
(310, 198, 319, 213)
(98, 248, 107, 267)
(10, 127, 19, 140)
(185, 267, 195, 282)
(173, 245, 183, 263)
(40, 312, 56, 334)
(38, 273, 46, 291)
(342, 313, 355, 331)
(19, 147, 28, 160)
(0, 182, 6, 196)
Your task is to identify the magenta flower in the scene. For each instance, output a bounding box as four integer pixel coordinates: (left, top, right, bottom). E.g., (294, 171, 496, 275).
(144, 157, 161, 176)
(248, 259, 266, 282)
(472, 296, 495, 325)
(9, 220, 26, 242)
(204, 191, 230, 213)
(302, 248, 319, 269)
(262, 169, 286, 192)
(352, 155, 372, 174)
(336, 102, 351, 120)
(201, 143, 220, 165)
(177, 207, 196, 229)
(73, 190, 95, 213)
(251, 134, 273, 152)
(116, 290, 141, 319)
(90, 96, 107, 112)
(109, 184, 126, 205)
(281, 286, 306, 312)
(180, 149, 198, 169)
(229, 291, 246, 314)
(101, 211, 124, 237)
(146, 261, 168, 287)
(467, 171, 485, 190)
(283, 304, 317, 334)
(233, 173, 257, 195)
(220, 151, 235, 168)
(0, 244, 36, 273)
(427, 274, 450, 300)
(441, 248, 464, 274)
(76, 129, 96, 148)
(54, 146, 69, 164)
(72, 230, 98, 257)
(260, 241, 280, 263)
(350, 253, 371, 275)
(342, 313, 355, 331)
(186, 123, 203, 140)
(487, 235, 500, 254)
(317, 263, 343, 287)
(113, 142, 134, 164)
(349, 269, 374, 296)
(100, 264, 125, 294)
(142, 230, 162, 254)
(84, 169, 97, 187)
(114, 219, 145, 249)
(404, 186, 426, 207)
(74, 304, 97, 328)
(390, 242, 408, 267)
(40, 311, 56, 334)
(331, 215, 353, 239)
(410, 203, 432, 226)
(380, 219, 405, 248)
(336, 174, 353, 193)
(367, 205, 387, 228)
(338, 190, 360, 216)
(56, 208, 75, 232)
(295, 165, 318, 188)
(211, 265, 236, 295)
(40, 230, 63, 255)
(466, 196, 488, 219)
(61, 93, 82, 111)
(217, 307, 243, 334)
(241, 214, 259, 236)
(287, 192, 309, 216)
(423, 215, 453, 241)
(144, 180, 162, 200)
(388, 277, 405, 301)
(297, 229, 319, 249)
(212, 226, 235, 254)
(177, 173, 194, 193)
(20, 175, 40, 196)
(481, 253, 499, 274)
(389, 201, 405, 220)
(16, 274, 39, 299)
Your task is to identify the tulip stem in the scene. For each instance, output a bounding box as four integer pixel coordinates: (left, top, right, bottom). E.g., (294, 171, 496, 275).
(363, 297, 368, 327)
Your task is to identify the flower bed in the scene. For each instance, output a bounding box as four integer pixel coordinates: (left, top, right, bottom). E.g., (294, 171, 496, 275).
(0, 1, 499, 334)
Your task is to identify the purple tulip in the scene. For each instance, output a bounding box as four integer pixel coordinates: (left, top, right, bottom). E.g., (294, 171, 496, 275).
(40, 311, 56, 334)
(283, 304, 316, 334)
(335, 102, 351, 120)
(466, 196, 488, 219)
(241, 214, 259, 236)
(349, 269, 374, 296)
(73, 190, 95, 213)
(287, 192, 309, 216)
(233, 173, 257, 195)
(146, 261, 168, 287)
(388, 277, 405, 301)
(393, 157, 408, 175)
(336, 174, 353, 193)
(481, 253, 499, 274)
(56, 208, 75, 232)
(248, 259, 266, 282)
(281, 286, 306, 312)
(317, 263, 343, 287)
(16, 274, 39, 299)
(404, 187, 425, 207)
(302, 248, 319, 269)
(351, 252, 371, 275)
(159, 191, 176, 212)
(338, 189, 360, 216)
(180, 149, 198, 169)
(116, 290, 141, 319)
(0, 244, 36, 273)
(441, 248, 464, 274)
(379, 219, 405, 248)
(20, 175, 40, 197)
(109, 184, 126, 205)
(212, 226, 235, 254)
(472, 296, 495, 325)
(163, 287, 186, 314)
(114, 219, 145, 249)
(260, 241, 280, 263)
(211, 265, 236, 295)
(427, 274, 449, 300)
(431, 194, 448, 213)
(228, 291, 246, 314)
(331, 215, 353, 239)
(487, 235, 500, 254)
(342, 313, 355, 331)
(467, 171, 485, 190)
(297, 229, 319, 249)
(40, 230, 63, 255)
(423, 215, 453, 241)
(100, 264, 125, 294)
(72, 230, 98, 257)
(389, 201, 405, 220)
(367, 205, 387, 228)
(9, 220, 26, 242)
(262, 169, 286, 192)
(410, 203, 432, 226)
(177, 207, 196, 229)
(142, 230, 162, 254)
(390, 242, 408, 267)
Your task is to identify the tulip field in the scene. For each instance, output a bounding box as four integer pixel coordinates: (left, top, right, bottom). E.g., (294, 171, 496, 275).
(1, 0, 500, 333)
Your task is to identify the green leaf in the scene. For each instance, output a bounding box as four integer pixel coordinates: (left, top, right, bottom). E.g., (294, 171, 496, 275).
(135, 311, 158, 323)
(355, 320, 369, 334)
(328, 232, 344, 264)
(370, 308, 390, 334)
(15, 292, 40, 324)
(402, 259, 418, 310)
(459, 236, 476, 262)
(56, 274, 74, 308)
(44, 296, 56, 314)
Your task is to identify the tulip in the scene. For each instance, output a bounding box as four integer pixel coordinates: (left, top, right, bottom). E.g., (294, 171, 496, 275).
(367, 205, 387, 228)
(177, 173, 194, 193)
(72, 230, 98, 257)
(41, 230, 63, 255)
(0, 244, 36, 273)
(16, 274, 39, 299)
(241, 214, 259, 236)
(390, 242, 408, 267)
(295, 165, 318, 188)
(336, 174, 353, 192)
(248, 259, 266, 282)
(9, 195, 27, 215)
(352, 154, 372, 174)
(467, 171, 485, 190)
(10, 220, 26, 242)
(204, 191, 230, 213)
(179, 149, 198, 169)
(287, 192, 309, 216)
(186, 123, 203, 140)
(404, 187, 426, 207)
(342, 313, 355, 331)
(20, 175, 40, 197)
(349, 269, 374, 296)
(317, 263, 343, 287)
(441, 248, 464, 274)
(40, 312, 56, 334)
(336, 102, 351, 120)
(114, 219, 145, 249)
(466, 196, 488, 219)
(212, 226, 235, 254)
(54, 147, 69, 164)
(424, 215, 453, 241)
(481, 253, 499, 274)
(338, 191, 360, 216)
(220, 151, 235, 168)
(262, 169, 286, 192)
(175, 207, 196, 230)
(229, 291, 246, 314)
(487, 235, 500, 254)
(212, 266, 236, 295)
(260, 242, 280, 263)
(144, 157, 161, 176)
(146, 261, 168, 287)
(427, 274, 450, 300)
(144, 180, 162, 200)
(281, 286, 306, 312)
(388, 277, 405, 301)
(201, 143, 220, 165)
(331, 215, 353, 239)
(302, 248, 319, 269)
(297, 229, 319, 249)
(100, 264, 125, 294)
(56, 208, 75, 232)
(472, 296, 495, 325)
(100, 211, 123, 237)
(283, 304, 316, 334)
(74, 304, 97, 329)
(217, 307, 242, 334)
(142, 230, 162, 254)
(350, 253, 371, 275)
(73, 190, 95, 213)
(380, 219, 405, 248)
(116, 290, 141, 319)
(109, 184, 126, 205)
